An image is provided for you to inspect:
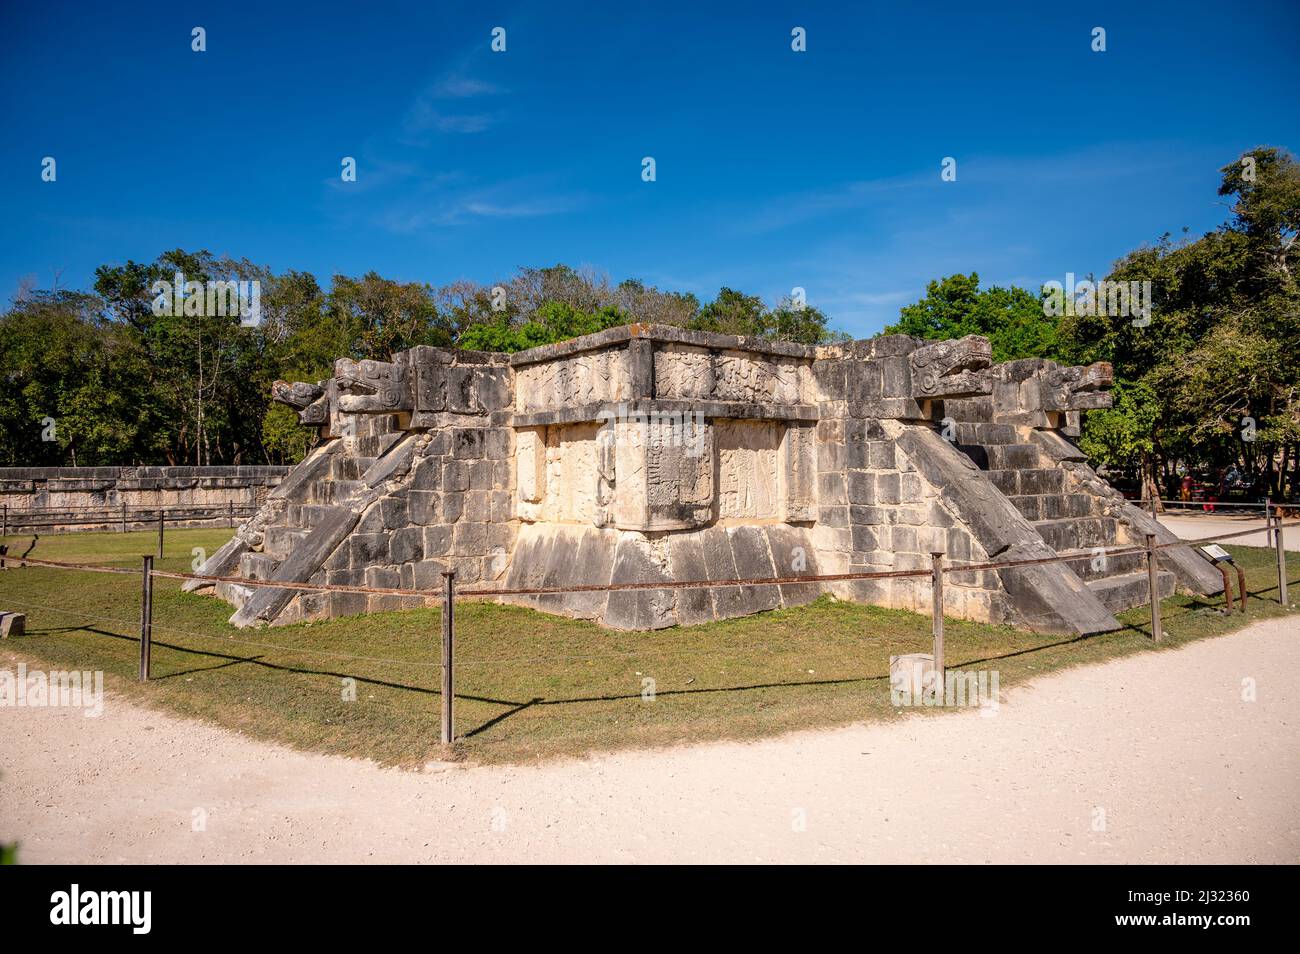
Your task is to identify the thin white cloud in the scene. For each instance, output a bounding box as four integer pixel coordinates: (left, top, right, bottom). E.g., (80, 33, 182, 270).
(403, 73, 505, 138)
(433, 77, 502, 98)
(372, 185, 585, 233)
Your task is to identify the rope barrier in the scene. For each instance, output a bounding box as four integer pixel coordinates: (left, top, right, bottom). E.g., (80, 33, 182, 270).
(0, 594, 870, 670)
(0, 596, 440, 669)
(3, 516, 1293, 703)
(6, 517, 1298, 599)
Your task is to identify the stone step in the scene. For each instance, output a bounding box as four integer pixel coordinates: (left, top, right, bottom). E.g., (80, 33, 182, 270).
(286, 503, 344, 530)
(953, 443, 989, 469)
(214, 580, 253, 611)
(239, 551, 280, 581)
(1008, 493, 1094, 522)
(1086, 569, 1175, 614)
(1033, 516, 1120, 551)
(986, 443, 1042, 470)
(986, 467, 1067, 496)
(940, 397, 992, 423)
(951, 421, 1022, 446)
(327, 456, 375, 481)
(262, 525, 311, 560)
(1056, 547, 1148, 582)
(308, 479, 365, 505)
(357, 432, 402, 459)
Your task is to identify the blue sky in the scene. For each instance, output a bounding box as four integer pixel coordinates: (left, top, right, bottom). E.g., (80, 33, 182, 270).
(2, 0, 1297, 338)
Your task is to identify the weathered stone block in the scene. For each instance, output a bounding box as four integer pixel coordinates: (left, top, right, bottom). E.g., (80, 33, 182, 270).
(818, 471, 847, 505)
(727, 525, 780, 611)
(350, 532, 389, 566)
(665, 533, 713, 625)
(365, 565, 401, 589)
(463, 490, 490, 523)
(452, 428, 485, 459)
(851, 525, 877, 551)
(381, 495, 408, 529)
(605, 534, 675, 630)
(422, 525, 452, 557)
(877, 472, 901, 505)
(390, 527, 424, 563)
(452, 521, 487, 556)
(819, 505, 849, 528)
(469, 460, 494, 491)
(442, 460, 470, 492)
(408, 490, 439, 525)
(410, 456, 441, 491)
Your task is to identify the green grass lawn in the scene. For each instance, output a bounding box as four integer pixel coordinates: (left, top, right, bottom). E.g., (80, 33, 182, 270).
(1, 528, 1296, 766)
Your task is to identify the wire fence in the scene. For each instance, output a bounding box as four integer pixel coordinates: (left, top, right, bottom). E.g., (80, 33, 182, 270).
(1, 501, 258, 534)
(2, 516, 1296, 745)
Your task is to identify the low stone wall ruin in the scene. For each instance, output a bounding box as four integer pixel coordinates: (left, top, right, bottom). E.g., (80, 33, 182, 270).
(0, 466, 289, 533)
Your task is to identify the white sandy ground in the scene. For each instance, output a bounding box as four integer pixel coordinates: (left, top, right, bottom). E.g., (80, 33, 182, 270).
(2, 614, 1298, 864)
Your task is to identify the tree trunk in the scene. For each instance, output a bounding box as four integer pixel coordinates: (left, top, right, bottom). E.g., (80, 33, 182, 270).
(1142, 453, 1161, 511)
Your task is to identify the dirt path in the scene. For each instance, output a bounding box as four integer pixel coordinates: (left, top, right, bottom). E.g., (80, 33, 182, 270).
(1161, 513, 1299, 551)
(3, 616, 1298, 864)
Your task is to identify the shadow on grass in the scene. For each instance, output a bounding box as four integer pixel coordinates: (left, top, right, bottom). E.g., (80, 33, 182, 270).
(38, 622, 896, 738)
(21, 561, 1295, 745)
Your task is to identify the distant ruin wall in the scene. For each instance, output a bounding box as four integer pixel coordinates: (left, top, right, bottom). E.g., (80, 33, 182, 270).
(0, 466, 289, 530)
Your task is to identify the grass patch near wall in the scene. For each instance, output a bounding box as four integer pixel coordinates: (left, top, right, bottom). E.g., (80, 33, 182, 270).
(1, 529, 1295, 766)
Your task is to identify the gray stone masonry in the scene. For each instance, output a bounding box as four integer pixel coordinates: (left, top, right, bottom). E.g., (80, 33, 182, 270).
(185, 325, 1220, 633)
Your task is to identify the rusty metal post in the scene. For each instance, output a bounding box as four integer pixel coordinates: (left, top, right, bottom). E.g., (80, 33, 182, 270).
(228, 500, 234, 529)
(1233, 562, 1247, 613)
(441, 570, 456, 745)
(157, 509, 164, 559)
(931, 552, 945, 701)
(1145, 533, 1163, 641)
(1213, 562, 1233, 614)
(139, 555, 154, 681)
(1275, 516, 1288, 607)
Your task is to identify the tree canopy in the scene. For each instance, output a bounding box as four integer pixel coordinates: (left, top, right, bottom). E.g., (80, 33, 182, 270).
(5, 145, 1295, 498)
(1, 261, 844, 466)
(885, 273, 1062, 364)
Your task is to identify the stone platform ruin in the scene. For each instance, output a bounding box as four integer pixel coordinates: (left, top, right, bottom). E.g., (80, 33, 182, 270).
(185, 324, 1223, 634)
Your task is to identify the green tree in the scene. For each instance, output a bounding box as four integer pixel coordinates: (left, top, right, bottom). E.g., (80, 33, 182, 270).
(1061, 146, 1300, 499)
(691, 287, 766, 337)
(458, 301, 625, 352)
(888, 273, 1061, 363)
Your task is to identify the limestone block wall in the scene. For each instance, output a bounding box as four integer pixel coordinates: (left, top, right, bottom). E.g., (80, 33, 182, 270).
(0, 466, 288, 530)
(188, 323, 1220, 635)
(285, 380, 516, 624)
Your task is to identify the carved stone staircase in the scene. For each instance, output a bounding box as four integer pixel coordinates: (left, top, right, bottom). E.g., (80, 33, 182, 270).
(189, 424, 416, 626)
(217, 453, 375, 611)
(951, 421, 1176, 613)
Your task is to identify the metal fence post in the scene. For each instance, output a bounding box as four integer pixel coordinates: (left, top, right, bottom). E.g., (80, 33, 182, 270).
(121, 502, 127, 533)
(1145, 533, 1163, 641)
(228, 501, 234, 529)
(139, 554, 154, 681)
(441, 569, 456, 745)
(2, 503, 6, 538)
(1265, 498, 1273, 547)
(157, 509, 164, 559)
(931, 552, 945, 702)
(1275, 516, 1288, 607)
